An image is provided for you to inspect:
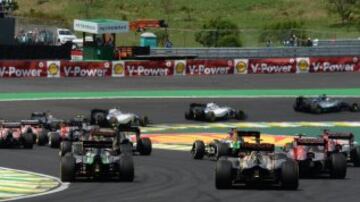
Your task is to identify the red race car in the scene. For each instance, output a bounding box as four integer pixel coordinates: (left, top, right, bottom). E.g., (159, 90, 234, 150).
(284, 136, 346, 178)
(21, 120, 49, 146)
(0, 122, 34, 149)
(322, 130, 360, 167)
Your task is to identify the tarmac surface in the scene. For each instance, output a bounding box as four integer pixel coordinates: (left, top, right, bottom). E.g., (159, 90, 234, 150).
(0, 73, 360, 202)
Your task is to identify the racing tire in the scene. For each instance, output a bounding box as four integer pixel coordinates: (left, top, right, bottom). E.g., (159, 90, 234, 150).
(350, 146, 360, 167)
(280, 160, 299, 190)
(206, 112, 216, 122)
(293, 97, 304, 112)
(350, 103, 360, 112)
(50, 132, 61, 148)
(313, 105, 322, 114)
(192, 140, 205, 160)
(22, 133, 34, 149)
(235, 110, 246, 120)
(185, 111, 193, 120)
(60, 141, 72, 156)
(118, 154, 134, 182)
(37, 129, 49, 146)
(120, 143, 133, 155)
(215, 160, 232, 189)
(60, 153, 76, 182)
(137, 137, 152, 155)
(215, 142, 229, 160)
(329, 153, 347, 179)
(139, 116, 149, 127)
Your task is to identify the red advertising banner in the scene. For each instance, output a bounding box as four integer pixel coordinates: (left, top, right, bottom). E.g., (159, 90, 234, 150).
(0, 60, 47, 78)
(309, 57, 360, 72)
(248, 58, 296, 74)
(60, 61, 111, 77)
(186, 60, 234, 75)
(124, 60, 174, 76)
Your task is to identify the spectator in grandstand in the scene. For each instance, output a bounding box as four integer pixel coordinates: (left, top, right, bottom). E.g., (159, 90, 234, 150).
(306, 37, 313, 47)
(266, 39, 272, 47)
(165, 39, 173, 48)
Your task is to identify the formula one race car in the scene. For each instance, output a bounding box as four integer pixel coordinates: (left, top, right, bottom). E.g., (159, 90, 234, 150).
(30, 112, 63, 131)
(0, 122, 34, 149)
(185, 103, 246, 122)
(215, 138, 299, 190)
(191, 130, 259, 160)
(90, 108, 149, 127)
(293, 95, 360, 114)
(322, 130, 360, 167)
(284, 136, 347, 178)
(50, 116, 95, 149)
(60, 129, 134, 182)
(117, 126, 152, 156)
(21, 120, 49, 146)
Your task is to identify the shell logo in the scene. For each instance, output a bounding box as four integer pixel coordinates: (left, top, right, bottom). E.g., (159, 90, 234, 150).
(114, 63, 125, 75)
(175, 62, 186, 74)
(235, 61, 247, 74)
(298, 59, 309, 72)
(48, 63, 59, 76)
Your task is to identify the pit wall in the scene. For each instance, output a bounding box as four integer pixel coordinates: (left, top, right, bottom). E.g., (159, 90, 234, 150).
(0, 57, 359, 78)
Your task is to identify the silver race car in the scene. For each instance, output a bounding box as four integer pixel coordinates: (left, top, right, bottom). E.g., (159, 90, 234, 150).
(185, 103, 246, 122)
(90, 108, 149, 127)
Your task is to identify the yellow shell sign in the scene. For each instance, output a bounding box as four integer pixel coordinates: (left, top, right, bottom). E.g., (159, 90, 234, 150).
(175, 62, 186, 74)
(298, 59, 310, 72)
(48, 63, 59, 76)
(114, 63, 125, 75)
(235, 61, 247, 74)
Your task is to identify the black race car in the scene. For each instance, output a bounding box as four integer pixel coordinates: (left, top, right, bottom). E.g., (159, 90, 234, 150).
(294, 95, 359, 114)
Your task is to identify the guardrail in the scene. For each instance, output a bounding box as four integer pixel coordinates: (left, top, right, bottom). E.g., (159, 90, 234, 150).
(150, 46, 360, 59)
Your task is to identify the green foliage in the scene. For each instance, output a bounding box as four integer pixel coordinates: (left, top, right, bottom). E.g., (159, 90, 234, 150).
(259, 20, 308, 45)
(195, 18, 242, 47)
(154, 29, 169, 47)
(326, 0, 358, 25)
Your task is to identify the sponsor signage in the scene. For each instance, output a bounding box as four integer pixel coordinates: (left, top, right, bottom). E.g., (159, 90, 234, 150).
(112, 61, 125, 77)
(0, 60, 47, 78)
(60, 61, 111, 77)
(186, 60, 234, 75)
(309, 57, 360, 72)
(174, 60, 186, 76)
(234, 59, 248, 74)
(296, 57, 310, 73)
(248, 58, 296, 74)
(74, 19, 129, 34)
(124, 61, 174, 76)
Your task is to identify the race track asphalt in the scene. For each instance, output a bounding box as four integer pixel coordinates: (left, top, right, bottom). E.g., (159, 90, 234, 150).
(0, 73, 360, 202)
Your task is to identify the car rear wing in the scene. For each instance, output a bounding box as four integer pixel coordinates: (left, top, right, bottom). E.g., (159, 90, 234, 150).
(240, 143, 275, 152)
(324, 132, 354, 140)
(31, 112, 46, 117)
(2, 122, 22, 128)
(118, 126, 140, 135)
(189, 103, 207, 108)
(296, 138, 325, 146)
(82, 140, 113, 148)
(237, 131, 260, 138)
(91, 128, 116, 137)
(21, 120, 40, 126)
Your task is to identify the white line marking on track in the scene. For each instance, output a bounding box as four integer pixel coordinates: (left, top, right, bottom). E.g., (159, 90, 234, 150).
(0, 167, 69, 202)
(1, 95, 360, 102)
